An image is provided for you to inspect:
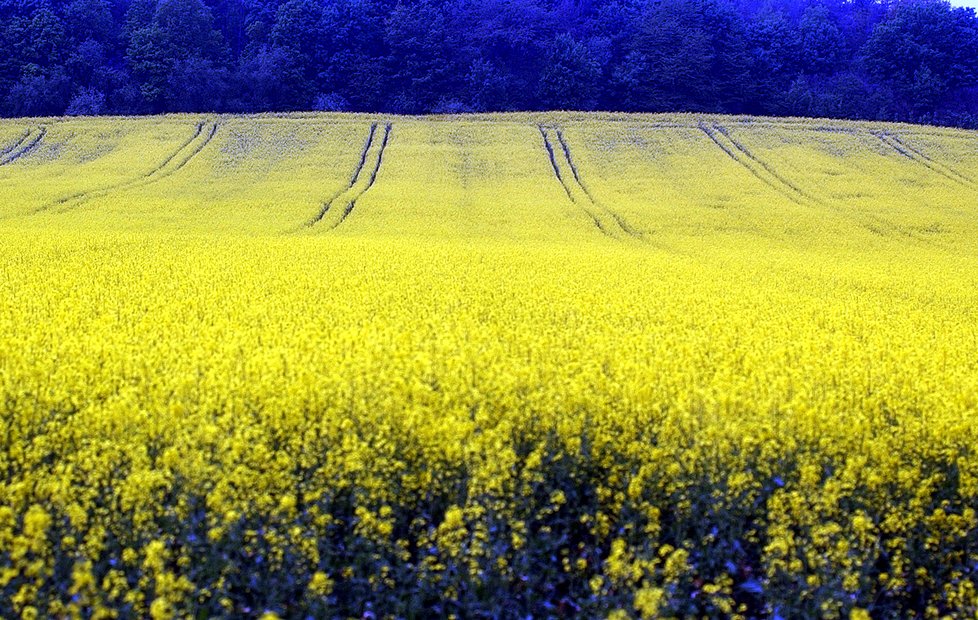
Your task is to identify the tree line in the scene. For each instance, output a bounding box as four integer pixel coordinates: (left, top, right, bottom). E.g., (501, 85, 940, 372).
(2, 0, 978, 126)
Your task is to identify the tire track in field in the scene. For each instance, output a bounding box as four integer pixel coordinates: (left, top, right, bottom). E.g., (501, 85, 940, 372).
(696, 123, 926, 242)
(860, 132, 968, 246)
(0, 129, 32, 160)
(169, 122, 219, 173)
(699, 122, 817, 207)
(875, 132, 976, 190)
(150, 121, 206, 173)
(554, 128, 643, 239)
(306, 123, 378, 226)
(0, 127, 46, 166)
(700, 122, 942, 245)
(538, 125, 613, 238)
(336, 123, 391, 228)
(307, 122, 391, 230)
(34, 121, 218, 213)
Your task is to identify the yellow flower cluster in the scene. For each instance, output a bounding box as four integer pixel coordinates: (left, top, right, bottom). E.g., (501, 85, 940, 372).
(0, 112, 977, 617)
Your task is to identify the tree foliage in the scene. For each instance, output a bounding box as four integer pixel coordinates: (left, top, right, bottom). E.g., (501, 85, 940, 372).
(1, 0, 977, 126)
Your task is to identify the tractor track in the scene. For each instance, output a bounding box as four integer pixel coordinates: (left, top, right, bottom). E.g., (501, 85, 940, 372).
(306, 122, 391, 230)
(336, 123, 391, 228)
(35, 121, 219, 213)
(539, 126, 574, 200)
(0, 130, 32, 160)
(0, 127, 47, 166)
(554, 130, 594, 200)
(355, 124, 380, 183)
(892, 134, 976, 185)
(875, 132, 976, 190)
(170, 122, 219, 173)
(538, 126, 612, 238)
(555, 129, 643, 239)
(700, 123, 799, 204)
(149, 122, 206, 173)
(307, 123, 378, 226)
(700, 123, 819, 207)
(713, 125, 818, 201)
(364, 124, 391, 190)
(696, 123, 931, 243)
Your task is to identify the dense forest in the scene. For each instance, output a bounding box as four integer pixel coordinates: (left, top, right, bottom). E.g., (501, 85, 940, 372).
(1, 0, 977, 125)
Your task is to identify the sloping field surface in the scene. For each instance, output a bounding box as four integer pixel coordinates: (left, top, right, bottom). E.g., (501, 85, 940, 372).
(2, 113, 978, 618)
(0, 112, 974, 243)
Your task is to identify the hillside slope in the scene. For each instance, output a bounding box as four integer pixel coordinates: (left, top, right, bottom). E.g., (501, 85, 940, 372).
(0, 112, 975, 249)
(2, 113, 978, 617)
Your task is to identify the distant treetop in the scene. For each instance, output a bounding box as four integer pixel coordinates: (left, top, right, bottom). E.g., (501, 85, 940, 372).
(1, 0, 976, 126)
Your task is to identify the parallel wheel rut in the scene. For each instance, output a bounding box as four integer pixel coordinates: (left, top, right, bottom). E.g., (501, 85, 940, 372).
(306, 122, 392, 231)
(539, 125, 638, 240)
(34, 121, 220, 214)
(0, 127, 46, 166)
(875, 132, 977, 190)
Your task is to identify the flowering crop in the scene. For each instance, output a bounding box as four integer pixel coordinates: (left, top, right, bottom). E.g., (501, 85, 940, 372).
(1, 113, 977, 618)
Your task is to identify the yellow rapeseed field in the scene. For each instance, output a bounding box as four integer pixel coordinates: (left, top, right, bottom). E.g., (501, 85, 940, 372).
(1, 113, 977, 618)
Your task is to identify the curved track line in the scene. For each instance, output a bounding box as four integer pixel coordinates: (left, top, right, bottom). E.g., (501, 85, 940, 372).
(35, 122, 218, 214)
(169, 122, 219, 174)
(554, 131, 592, 198)
(876, 132, 976, 190)
(538, 126, 610, 237)
(363, 124, 391, 190)
(335, 123, 391, 228)
(150, 122, 205, 173)
(306, 123, 379, 227)
(555, 129, 643, 239)
(700, 124, 941, 245)
(0, 127, 46, 166)
(38, 123, 206, 211)
(352, 124, 379, 185)
(712, 125, 819, 203)
(699, 123, 808, 206)
(0, 130, 32, 160)
(538, 126, 573, 200)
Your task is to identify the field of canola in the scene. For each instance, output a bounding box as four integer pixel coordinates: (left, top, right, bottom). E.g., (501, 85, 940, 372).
(1, 112, 978, 618)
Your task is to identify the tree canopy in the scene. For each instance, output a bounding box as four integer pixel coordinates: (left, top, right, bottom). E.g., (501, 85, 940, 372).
(1, 0, 977, 126)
